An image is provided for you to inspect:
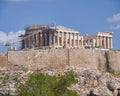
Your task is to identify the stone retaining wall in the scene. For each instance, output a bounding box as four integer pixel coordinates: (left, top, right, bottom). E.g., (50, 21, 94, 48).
(0, 49, 120, 73)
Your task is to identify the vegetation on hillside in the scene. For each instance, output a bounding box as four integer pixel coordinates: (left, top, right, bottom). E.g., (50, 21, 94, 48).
(105, 52, 115, 74)
(15, 71, 78, 96)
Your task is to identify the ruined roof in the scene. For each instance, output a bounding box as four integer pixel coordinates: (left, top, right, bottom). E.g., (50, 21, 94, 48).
(50, 25, 79, 33)
(25, 24, 79, 33)
(25, 24, 46, 30)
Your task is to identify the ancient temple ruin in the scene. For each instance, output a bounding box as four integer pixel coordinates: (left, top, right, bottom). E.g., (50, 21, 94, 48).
(20, 24, 113, 50)
(83, 32, 113, 49)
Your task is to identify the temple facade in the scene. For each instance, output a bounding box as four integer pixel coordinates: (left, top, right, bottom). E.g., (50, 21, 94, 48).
(83, 32, 113, 49)
(20, 24, 113, 50)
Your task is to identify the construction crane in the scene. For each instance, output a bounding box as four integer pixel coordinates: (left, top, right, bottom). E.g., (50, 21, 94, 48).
(4, 40, 15, 51)
(1, 33, 16, 51)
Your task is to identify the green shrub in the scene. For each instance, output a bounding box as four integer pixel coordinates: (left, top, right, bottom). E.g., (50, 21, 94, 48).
(16, 71, 78, 96)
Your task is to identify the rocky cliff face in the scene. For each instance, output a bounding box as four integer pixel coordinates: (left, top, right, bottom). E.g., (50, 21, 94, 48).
(66, 67, 120, 96)
(0, 70, 33, 96)
(0, 67, 120, 96)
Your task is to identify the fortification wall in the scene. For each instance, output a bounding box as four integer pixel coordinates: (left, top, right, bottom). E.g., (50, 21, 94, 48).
(69, 49, 105, 70)
(7, 49, 68, 71)
(0, 49, 120, 73)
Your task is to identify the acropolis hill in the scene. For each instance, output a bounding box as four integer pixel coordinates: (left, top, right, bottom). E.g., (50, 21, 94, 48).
(1, 24, 118, 73)
(0, 24, 120, 96)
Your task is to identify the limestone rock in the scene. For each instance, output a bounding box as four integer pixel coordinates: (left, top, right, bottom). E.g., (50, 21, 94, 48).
(66, 67, 120, 96)
(0, 67, 120, 96)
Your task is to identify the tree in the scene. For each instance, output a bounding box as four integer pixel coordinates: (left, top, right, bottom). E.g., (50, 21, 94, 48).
(16, 71, 78, 96)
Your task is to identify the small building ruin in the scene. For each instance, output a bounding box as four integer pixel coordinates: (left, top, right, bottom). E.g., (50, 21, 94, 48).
(83, 32, 113, 49)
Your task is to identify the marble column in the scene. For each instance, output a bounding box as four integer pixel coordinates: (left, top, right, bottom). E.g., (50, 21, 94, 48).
(40, 32, 43, 47)
(102, 37, 104, 47)
(108, 37, 110, 48)
(104, 36, 106, 48)
(100, 36, 102, 48)
(32, 35, 35, 48)
(61, 32, 63, 46)
(27, 37, 29, 48)
(92, 39, 96, 48)
(42, 32, 45, 46)
(73, 33, 75, 47)
(109, 37, 113, 48)
(45, 33, 47, 46)
(106, 37, 109, 48)
(34, 34, 36, 47)
(77, 34, 79, 47)
(96, 36, 99, 47)
(48, 32, 51, 46)
(27, 38, 29, 48)
(38, 33, 40, 47)
(65, 32, 67, 46)
(63, 32, 66, 46)
(57, 32, 59, 46)
(36, 33, 38, 47)
(37, 32, 40, 47)
(53, 32, 55, 47)
(69, 33, 71, 47)
(81, 37, 84, 48)
(29, 36, 32, 48)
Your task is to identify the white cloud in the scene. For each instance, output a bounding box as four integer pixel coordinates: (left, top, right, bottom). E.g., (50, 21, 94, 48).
(0, 32, 8, 44)
(107, 13, 120, 22)
(0, 30, 25, 46)
(110, 24, 120, 30)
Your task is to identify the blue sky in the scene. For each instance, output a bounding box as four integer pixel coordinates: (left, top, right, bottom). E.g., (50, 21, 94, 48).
(0, 0, 120, 51)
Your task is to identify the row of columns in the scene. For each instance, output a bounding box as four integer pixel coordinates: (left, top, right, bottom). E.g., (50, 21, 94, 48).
(23, 31, 84, 49)
(24, 31, 55, 48)
(55, 32, 83, 48)
(23, 31, 113, 49)
(96, 36, 112, 49)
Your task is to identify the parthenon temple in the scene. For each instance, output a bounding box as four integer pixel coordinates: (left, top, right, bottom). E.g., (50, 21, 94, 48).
(20, 24, 113, 50)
